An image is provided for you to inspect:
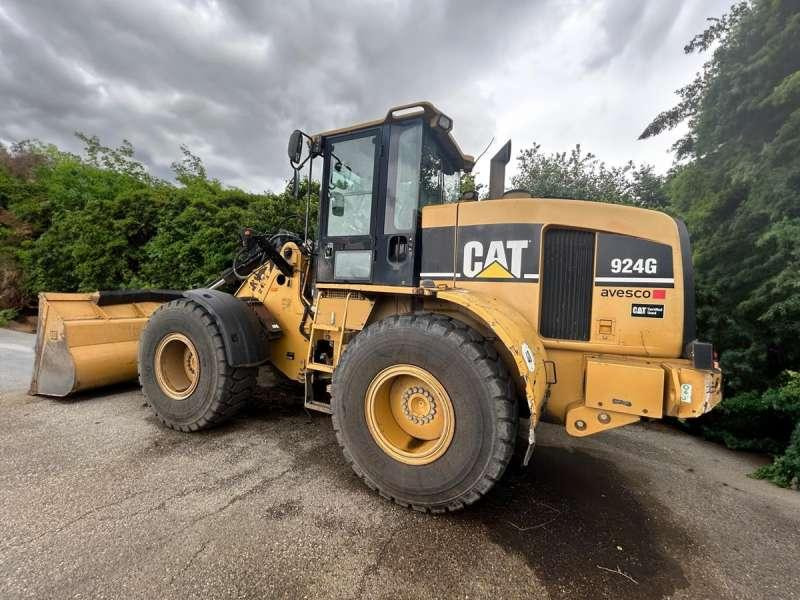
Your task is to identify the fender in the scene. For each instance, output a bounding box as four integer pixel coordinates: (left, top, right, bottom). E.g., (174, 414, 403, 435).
(436, 288, 550, 464)
(184, 289, 268, 367)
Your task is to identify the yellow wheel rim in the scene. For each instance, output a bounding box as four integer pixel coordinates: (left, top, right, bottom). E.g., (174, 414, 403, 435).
(154, 333, 200, 400)
(364, 364, 455, 466)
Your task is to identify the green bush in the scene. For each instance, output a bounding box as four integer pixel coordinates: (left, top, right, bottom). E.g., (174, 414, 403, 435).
(692, 371, 800, 488)
(755, 422, 800, 489)
(752, 372, 800, 488)
(0, 308, 17, 327)
(0, 136, 318, 305)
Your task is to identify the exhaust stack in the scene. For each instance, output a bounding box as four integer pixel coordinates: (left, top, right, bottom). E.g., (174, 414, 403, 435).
(488, 140, 511, 200)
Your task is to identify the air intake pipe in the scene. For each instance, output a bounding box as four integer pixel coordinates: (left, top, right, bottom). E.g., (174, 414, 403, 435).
(488, 140, 511, 200)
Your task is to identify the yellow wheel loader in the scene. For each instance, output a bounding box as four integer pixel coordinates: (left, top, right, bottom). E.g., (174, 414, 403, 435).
(29, 102, 722, 512)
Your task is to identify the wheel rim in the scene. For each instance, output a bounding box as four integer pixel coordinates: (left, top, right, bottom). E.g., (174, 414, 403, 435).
(364, 364, 455, 466)
(154, 333, 200, 400)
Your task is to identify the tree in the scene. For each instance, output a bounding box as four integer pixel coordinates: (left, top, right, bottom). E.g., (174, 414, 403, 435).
(641, 0, 800, 391)
(642, 0, 800, 487)
(511, 143, 668, 209)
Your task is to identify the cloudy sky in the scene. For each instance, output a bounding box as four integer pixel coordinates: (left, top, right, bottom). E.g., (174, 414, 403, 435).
(0, 0, 733, 192)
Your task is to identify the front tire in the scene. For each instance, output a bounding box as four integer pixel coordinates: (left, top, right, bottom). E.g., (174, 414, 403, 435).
(332, 313, 518, 512)
(139, 298, 256, 432)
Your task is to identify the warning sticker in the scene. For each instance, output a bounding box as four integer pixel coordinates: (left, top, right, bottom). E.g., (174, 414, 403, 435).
(521, 342, 535, 372)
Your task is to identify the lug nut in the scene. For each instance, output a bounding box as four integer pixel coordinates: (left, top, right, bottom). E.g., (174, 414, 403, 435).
(575, 419, 587, 431)
(598, 412, 611, 424)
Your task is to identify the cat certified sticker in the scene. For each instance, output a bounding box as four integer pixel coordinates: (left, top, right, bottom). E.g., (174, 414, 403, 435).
(631, 303, 664, 318)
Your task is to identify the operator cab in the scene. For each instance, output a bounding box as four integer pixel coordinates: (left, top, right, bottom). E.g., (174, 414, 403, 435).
(313, 103, 474, 286)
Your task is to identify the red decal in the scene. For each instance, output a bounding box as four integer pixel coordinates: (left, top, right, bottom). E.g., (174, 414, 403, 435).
(652, 289, 666, 299)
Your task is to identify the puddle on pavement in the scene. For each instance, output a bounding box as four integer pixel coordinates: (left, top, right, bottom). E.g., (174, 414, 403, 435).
(462, 444, 709, 599)
(240, 379, 306, 422)
(263, 499, 302, 519)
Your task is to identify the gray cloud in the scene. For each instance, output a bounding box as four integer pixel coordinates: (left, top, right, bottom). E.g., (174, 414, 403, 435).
(0, 0, 734, 192)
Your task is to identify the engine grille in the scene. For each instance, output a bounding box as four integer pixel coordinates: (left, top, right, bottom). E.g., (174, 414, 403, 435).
(540, 228, 595, 341)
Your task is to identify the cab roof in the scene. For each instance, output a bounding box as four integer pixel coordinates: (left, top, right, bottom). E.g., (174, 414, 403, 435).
(313, 102, 475, 172)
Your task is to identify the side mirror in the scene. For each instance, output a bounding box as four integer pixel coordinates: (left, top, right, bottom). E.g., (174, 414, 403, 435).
(331, 192, 345, 217)
(288, 130, 304, 164)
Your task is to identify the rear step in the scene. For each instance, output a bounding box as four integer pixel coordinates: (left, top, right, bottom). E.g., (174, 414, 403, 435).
(304, 371, 332, 414)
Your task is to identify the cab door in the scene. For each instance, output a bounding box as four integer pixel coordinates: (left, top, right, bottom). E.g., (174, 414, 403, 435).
(373, 119, 423, 286)
(316, 128, 382, 283)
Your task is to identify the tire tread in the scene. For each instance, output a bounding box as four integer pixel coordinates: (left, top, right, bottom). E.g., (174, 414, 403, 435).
(331, 312, 517, 513)
(139, 298, 256, 432)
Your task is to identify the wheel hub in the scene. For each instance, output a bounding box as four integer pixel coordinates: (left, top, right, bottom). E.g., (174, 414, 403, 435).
(154, 333, 200, 400)
(184, 349, 197, 379)
(401, 387, 437, 425)
(364, 364, 454, 466)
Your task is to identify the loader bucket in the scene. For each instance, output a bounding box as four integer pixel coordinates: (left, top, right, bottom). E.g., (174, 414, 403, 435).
(29, 290, 182, 397)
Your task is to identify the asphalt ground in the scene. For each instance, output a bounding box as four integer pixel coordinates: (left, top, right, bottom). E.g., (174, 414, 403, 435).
(0, 328, 34, 392)
(1, 331, 799, 599)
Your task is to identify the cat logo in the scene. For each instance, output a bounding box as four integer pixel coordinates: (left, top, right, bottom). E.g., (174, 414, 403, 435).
(419, 222, 541, 282)
(462, 240, 538, 280)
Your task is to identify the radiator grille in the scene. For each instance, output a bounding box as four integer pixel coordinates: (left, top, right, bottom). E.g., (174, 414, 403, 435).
(321, 289, 366, 300)
(540, 228, 595, 341)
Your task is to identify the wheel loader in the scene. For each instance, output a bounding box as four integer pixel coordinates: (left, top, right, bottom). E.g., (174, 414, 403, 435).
(29, 102, 722, 512)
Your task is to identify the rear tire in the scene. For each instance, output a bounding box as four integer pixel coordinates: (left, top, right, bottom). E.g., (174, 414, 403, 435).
(139, 298, 256, 432)
(332, 313, 518, 512)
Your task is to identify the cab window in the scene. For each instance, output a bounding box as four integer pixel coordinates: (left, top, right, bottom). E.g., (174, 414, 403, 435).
(420, 128, 460, 207)
(385, 122, 460, 234)
(326, 133, 378, 237)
